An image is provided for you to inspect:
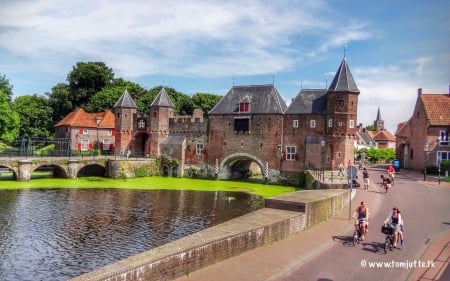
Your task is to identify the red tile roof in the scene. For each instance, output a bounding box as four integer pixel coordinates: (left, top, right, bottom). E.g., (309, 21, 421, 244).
(55, 108, 115, 128)
(372, 129, 396, 142)
(421, 94, 450, 126)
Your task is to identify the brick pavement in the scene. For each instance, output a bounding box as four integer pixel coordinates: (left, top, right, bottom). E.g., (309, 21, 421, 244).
(172, 168, 449, 281)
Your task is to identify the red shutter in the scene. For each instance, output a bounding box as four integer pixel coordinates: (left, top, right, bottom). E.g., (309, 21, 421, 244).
(203, 149, 207, 156)
(88, 143, 93, 150)
(112, 129, 116, 136)
(99, 143, 103, 149)
(77, 143, 81, 150)
(193, 149, 196, 155)
(109, 143, 114, 150)
(281, 152, 286, 161)
(294, 153, 299, 161)
(79, 128, 83, 134)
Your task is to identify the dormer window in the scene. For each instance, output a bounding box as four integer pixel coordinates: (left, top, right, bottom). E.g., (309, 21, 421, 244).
(239, 96, 250, 113)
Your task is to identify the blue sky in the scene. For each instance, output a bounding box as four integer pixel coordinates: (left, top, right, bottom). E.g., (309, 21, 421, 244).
(1, 0, 449, 133)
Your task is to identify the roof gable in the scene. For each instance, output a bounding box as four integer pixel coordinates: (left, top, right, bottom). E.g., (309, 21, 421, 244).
(208, 84, 287, 115)
(55, 108, 115, 128)
(421, 94, 450, 126)
(285, 89, 327, 114)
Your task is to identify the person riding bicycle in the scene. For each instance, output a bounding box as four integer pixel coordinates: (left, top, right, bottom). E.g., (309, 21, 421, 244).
(387, 165, 395, 183)
(383, 207, 403, 247)
(380, 175, 391, 193)
(353, 201, 369, 240)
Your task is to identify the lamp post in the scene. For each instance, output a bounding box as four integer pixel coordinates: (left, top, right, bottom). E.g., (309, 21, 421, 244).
(438, 160, 441, 185)
(423, 141, 429, 181)
(320, 140, 325, 181)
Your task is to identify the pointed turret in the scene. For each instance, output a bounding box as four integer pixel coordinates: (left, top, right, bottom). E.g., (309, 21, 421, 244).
(376, 107, 381, 121)
(114, 89, 138, 108)
(328, 58, 359, 93)
(151, 87, 175, 108)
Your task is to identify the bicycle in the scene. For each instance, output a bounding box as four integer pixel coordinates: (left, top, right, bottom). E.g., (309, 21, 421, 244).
(382, 224, 395, 253)
(352, 220, 367, 245)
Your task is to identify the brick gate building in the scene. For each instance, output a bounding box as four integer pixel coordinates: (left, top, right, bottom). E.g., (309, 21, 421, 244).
(112, 58, 360, 182)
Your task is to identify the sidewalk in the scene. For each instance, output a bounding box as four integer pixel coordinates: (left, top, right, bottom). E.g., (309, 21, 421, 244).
(173, 169, 449, 281)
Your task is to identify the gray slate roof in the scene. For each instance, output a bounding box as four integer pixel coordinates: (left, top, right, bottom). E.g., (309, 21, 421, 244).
(160, 135, 186, 146)
(151, 88, 175, 108)
(356, 131, 376, 145)
(208, 84, 287, 115)
(328, 58, 359, 93)
(114, 89, 138, 108)
(285, 89, 327, 114)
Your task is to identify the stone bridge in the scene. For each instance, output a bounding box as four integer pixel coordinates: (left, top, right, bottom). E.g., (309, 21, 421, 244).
(0, 157, 113, 181)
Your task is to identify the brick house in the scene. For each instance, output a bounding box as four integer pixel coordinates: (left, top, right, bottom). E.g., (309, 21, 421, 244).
(59, 58, 360, 181)
(395, 88, 450, 171)
(54, 107, 116, 153)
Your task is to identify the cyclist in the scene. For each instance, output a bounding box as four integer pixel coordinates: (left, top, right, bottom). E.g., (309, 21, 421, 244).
(387, 165, 395, 183)
(353, 201, 369, 240)
(384, 207, 403, 247)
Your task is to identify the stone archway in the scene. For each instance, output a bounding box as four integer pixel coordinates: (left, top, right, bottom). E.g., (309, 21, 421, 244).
(219, 153, 265, 181)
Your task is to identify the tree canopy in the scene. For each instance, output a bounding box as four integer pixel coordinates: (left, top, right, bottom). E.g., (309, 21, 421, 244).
(0, 74, 13, 102)
(0, 91, 20, 144)
(13, 94, 53, 139)
(67, 62, 114, 109)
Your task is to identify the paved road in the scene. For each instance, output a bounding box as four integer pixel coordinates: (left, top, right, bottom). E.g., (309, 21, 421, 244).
(279, 167, 450, 281)
(174, 167, 450, 281)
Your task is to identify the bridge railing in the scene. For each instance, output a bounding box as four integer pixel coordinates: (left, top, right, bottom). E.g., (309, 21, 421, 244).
(0, 150, 156, 160)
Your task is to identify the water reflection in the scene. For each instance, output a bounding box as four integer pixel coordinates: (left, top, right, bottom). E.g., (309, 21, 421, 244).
(0, 189, 262, 281)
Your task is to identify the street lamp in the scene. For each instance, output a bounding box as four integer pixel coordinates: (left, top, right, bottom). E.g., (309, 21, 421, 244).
(320, 140, 325, 181)
(438, 160, 441, 185)
(423, 141, 429, 181)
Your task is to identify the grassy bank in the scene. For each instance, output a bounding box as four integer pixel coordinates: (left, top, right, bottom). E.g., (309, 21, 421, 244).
(0, 176, 297, 198)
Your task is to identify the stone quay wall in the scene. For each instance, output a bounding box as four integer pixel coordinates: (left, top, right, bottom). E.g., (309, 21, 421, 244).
(70, 189, 349, 281)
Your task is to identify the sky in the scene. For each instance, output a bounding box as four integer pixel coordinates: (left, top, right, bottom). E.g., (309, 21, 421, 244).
(1, 0, 449, 133)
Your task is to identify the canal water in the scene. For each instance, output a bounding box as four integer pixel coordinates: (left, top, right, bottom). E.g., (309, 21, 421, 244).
(0, 189, 263, 281)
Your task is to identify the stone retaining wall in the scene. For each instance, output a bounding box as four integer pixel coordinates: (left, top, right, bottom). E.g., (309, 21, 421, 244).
(70, 189, 349, 281)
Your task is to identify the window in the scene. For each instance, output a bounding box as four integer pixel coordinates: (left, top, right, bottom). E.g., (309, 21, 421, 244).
(82, 128, 88, 135)
(239, 102, 250, 112)
(310, 120, 316, 128)
(286, 146, 296, 161)
(349, 120, 355, 128)
(240, 141, 244, 148)
(438, 151, 450, 162)
(234, 117, 250, 132)
(196, 143, 204, 155)
(259, 142, 263, 151)
(102, 140, 110, 150)
(81, 139, 89, 151)
(439, 131, 449, 146)
(293, 120, 299, 128)
(108, 129, 113, 136)
(338, 120, 343, 127)
(328, 119, 333, 127)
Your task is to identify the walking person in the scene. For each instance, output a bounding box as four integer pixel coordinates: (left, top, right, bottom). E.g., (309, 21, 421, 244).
(362, 167, 369, 190)
(338, 163, 344, 177)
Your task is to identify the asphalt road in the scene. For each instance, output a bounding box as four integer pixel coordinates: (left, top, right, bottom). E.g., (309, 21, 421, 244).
(279, 167, 450, 281)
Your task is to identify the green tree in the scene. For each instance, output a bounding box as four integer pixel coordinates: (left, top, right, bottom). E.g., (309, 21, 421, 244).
(0, 74, 13, 102)
(141, 86, 194, 115)
(47, 83, 72, 124)
(0, 91, 20, 144)
(365, 125, 376, 131)
(67, 62, 114, 109)
(191, 92, 223, 114)
(86, 78, 147, 112)
(13, 94, 53, 139)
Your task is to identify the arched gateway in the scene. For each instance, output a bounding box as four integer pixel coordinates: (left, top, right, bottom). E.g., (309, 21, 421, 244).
(218, 153, 266, 181)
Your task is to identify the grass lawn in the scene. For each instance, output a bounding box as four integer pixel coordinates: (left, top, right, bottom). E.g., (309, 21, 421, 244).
(0, 176, 297, 198)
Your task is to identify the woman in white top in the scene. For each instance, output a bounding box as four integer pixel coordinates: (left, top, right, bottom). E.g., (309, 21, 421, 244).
(384, 207, 403, 247)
